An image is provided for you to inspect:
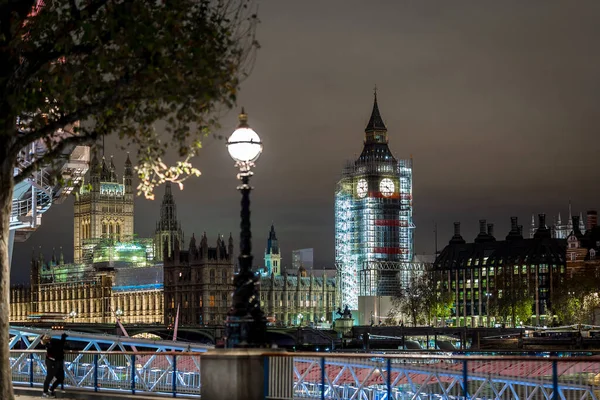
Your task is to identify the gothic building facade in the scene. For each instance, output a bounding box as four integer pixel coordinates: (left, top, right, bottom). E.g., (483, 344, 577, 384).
(10, 248, 164, 324)
(73, 153, 134, 263)
(163, 234, 235, 326)
(154, 182, 184, 262)
(260, 268, 336, 326)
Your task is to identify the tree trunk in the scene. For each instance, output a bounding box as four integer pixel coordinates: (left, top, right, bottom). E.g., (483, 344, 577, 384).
(0, 150, 15, 400)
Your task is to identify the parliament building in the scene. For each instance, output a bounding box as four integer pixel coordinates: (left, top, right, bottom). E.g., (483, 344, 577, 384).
(10, 155, 337, 328)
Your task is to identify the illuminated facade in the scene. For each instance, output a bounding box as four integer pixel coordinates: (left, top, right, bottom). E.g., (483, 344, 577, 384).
(264, 224, 281, 276)
(260, 268, 336, 326)
(154, 182, 184, 262)
(10, 244, 164, 324)
(335, 92, 414, 310)
(74, 153, 134, 263)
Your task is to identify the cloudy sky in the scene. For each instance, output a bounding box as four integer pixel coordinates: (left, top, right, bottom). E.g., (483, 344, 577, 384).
(11, 0, 600, 283)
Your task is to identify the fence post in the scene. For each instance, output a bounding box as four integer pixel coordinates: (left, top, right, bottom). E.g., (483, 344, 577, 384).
(172, 354, 177, 398)
(263, 356, 269, 399)
(131, 354, 136, 394)
(93, 353, 98, 392)
(387, 358, 391, 399)
(462, 359, 468, 400)
(552, 359, 558, 400)
(29, 353, 34, 387)
(321, 356, 326, 400)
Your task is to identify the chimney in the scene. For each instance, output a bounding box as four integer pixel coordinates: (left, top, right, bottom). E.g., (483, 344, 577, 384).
(538, 214, 546, 229)
(479, 219, 486, 234)
(510, 217, 518, 232)
(572, 215, 580, 233)
(450, 222, 466, 244)
(487, 223, 494, 238)
(587, 210, 598, 231)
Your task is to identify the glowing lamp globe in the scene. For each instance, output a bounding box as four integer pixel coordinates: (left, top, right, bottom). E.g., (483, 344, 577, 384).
(227, 109, 263, 163)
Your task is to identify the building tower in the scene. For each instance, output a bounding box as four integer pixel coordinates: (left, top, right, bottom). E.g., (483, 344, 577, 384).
(264, 224, 281, 276)
(154, 182, 184, 262)
(73, 152, 134, 263)
(335, 90, 414, 310)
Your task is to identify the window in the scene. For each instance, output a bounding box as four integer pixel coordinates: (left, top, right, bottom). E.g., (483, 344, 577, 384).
(222, 292, 228, 306)
(209, 269, 215, 284)
(209, 294, 215, 307)
(222, 269, 227, 283)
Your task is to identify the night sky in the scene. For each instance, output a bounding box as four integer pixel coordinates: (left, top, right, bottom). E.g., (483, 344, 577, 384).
(11, 1, 600, 284)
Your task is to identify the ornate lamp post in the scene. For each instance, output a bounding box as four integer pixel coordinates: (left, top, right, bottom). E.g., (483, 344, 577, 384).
(224, 108, 266, 348)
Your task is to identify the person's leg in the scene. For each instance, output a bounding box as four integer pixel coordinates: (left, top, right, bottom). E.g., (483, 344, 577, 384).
(43, 360, 56, 393)
(49, 363, 65, 393)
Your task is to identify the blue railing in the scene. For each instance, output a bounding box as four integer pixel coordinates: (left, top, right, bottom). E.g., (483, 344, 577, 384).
(10, 350, 201, 397)
(263, 352, 600, 400)
(12, 350, 600, 399)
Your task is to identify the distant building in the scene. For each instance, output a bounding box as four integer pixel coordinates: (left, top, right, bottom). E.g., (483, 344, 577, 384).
(154, 182, 184, 262)
(529, 203, 586, 239)
(264, 224, 281, 275)
(335, 92, 414, 310)
(433, 215, 567, 327)
(292, 248, 314, 273)
(74, 153, 134, 263)
(10, 242, 163, 324)
(260, 267, 336, 326)
(566, 211, 600, 269)
(163, 234, 235, 326)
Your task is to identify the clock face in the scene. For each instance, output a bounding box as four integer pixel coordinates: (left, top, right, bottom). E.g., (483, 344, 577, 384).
(356, 179, 368, 198)
(379, 178, 395, 197)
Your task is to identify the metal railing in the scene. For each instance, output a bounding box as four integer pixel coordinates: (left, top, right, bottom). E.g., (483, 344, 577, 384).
(10, 350, 201, 397)
(264, 352, 600, 400)
(11, 349, 600, 399)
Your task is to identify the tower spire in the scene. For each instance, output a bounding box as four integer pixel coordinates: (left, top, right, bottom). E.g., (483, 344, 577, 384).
(365, 87, 387, 134)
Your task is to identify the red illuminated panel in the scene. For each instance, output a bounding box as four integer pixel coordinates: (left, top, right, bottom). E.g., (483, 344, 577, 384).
(374, 219, 409, 227)
(373, 247, 410, 254)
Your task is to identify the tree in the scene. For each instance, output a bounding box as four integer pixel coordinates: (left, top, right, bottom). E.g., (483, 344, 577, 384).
(488, 266, 535, 327)
(550, 272, 600, 325)
(0, 1, 258, 398)
(391, 274, 429, 326)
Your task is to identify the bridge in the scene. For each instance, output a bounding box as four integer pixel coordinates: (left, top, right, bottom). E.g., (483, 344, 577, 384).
(12, 322, 311, 347)
(9, 326, 600, 399)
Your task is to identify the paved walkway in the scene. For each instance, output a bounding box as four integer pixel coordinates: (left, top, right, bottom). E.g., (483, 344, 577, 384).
(13, 388, 179, 399)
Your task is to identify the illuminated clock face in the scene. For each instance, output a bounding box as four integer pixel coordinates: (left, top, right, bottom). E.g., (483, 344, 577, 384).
(356, 179, 368, 198)
(379, 178, 395, 197)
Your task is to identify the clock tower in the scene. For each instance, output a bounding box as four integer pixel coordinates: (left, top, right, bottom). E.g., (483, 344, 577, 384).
(335, 90, 414, 310)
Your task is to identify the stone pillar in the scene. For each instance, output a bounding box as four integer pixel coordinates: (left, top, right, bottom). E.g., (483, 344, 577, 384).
(201, 349, 288, 400)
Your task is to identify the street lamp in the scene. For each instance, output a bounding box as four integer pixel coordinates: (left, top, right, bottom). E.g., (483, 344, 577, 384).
(298, 313, 304, 326)
(69, 310, 77, 322)
(116, 309, 123, 320)
(224, 108, 266, 348)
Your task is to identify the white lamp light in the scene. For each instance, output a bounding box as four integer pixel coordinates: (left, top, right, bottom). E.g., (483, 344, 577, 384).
(227, 108, 262, 163)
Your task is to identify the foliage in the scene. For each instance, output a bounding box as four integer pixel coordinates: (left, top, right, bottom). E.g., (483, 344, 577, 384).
(488, 266, 535, 327)
(1, 0, 258, 197)
(0, 1, 258, 399)
(550, 272, 600, 325)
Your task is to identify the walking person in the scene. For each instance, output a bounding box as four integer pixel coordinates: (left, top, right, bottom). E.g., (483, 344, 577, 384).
(41, 333, 68, 398)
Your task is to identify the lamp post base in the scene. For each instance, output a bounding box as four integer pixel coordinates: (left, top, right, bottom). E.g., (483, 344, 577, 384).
(225, 315, 267, 348)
